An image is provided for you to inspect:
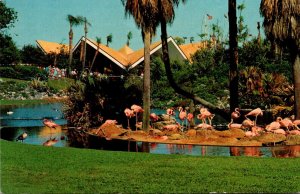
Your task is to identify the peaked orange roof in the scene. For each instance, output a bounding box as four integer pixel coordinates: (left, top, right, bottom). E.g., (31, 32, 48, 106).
(71, 36, 205, 70)
(118, 45, 134, 55)
(179, 41, 208, 60)
(36, 40, 69, 54)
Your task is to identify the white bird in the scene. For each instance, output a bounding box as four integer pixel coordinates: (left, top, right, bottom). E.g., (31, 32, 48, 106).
(7, 111, 14, 115)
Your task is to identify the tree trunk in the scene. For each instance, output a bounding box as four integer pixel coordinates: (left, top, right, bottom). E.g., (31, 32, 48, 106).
(68, 29, 73, 77)
(142, 31, 151, 131)
(293, 53, 300, 119)
(89, 45, 99, 74)
(228, 0, 239, 113)
(160, 18, 230, 120)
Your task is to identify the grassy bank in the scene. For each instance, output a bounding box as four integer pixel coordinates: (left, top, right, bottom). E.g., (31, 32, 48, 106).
(1, 140, 299, 193)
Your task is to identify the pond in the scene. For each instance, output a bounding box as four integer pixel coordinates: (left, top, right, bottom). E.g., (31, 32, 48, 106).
(1, 103, 299, 158)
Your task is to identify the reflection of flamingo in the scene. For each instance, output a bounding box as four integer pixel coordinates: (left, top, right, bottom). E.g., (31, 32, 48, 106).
(16, 132, 27, 142)
(124, 108, 134, 129)
(43, 137, 58, 146)
(131, 104, 143, 130)
(245, 108, 263, 126)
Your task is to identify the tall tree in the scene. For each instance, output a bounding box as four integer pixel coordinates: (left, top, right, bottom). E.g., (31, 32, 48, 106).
(67, 15, 82, 77)
(127, 31, 132, 46)
(89, 36, 101, 73)
(228, 0, 239, 113)
(123, 0, 160, 131)
(260, 0, 300, 118)
(106, 33, 113, 47)
(158, 0, 229, 119)
(77, 16, 91, 77)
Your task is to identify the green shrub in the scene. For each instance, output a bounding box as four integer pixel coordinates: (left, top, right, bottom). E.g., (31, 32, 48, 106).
(0, 66, 18, 78)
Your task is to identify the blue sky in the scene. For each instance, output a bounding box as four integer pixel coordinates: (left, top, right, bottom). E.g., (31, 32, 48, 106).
(5, 0, 263, 50)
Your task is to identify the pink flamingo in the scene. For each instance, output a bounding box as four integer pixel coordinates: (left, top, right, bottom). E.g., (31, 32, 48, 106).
(198, 107, 215, 125)
(178, 107, 187, 131)
(43, 119, 59, 128)
(131, 104, 143, 130)
(245, 108, 263, 126)
(166, 107, 175, 121)
(241, 119, 254, 131)
(279, 117, 294, 131)
(265, 117, 281, 131)
(124, 108, 135, 129)
(231, 108, 241, 121)
(150, 113, 159, 128)
(187, 113, 194, 129)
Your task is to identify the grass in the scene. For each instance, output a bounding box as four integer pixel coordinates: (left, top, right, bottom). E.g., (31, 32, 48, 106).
(47, 78, 74, 91)
(0, 99, 47, 106)
(1, 140, 300, 193)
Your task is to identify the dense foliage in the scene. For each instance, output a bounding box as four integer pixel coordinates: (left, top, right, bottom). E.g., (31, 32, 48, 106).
(0, 65, 47, 80)
(63, 75, 143, 129)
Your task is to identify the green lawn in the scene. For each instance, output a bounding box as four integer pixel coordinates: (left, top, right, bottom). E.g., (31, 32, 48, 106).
(1, 140, 299, 193)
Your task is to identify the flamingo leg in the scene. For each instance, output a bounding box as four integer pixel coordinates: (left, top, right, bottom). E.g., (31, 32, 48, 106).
(127, 118, 130, 129)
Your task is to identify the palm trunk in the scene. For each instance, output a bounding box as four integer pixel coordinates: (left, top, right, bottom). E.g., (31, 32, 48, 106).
(228, 0, 239, 113)
(293, 53, 300, 119)
(89, 45, 99, 74)
(68, 28, 73, 77)
(160, 18, 230, 120)
(142, 31, 151, 131)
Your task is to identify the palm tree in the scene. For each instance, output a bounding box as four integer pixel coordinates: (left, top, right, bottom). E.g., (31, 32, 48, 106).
(260, 0, 300, 118)
(228, 0, 239, 113)
(77, 16, 91, 78)
(123, 0, 160, 131)
(127, 31, 132, 46)
(158, 0, 229, 119)
(89, 36, 101, 74)
(106, 33, 113, 47)
(67, 15, 81, 77)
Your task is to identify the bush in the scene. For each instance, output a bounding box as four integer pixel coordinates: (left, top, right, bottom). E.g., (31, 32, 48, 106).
(0, 65, 47, 80)
(0, 66, 18, 78)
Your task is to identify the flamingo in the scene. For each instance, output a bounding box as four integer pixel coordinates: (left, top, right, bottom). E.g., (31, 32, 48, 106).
(43, 119, 59, 128)
(198, 107, 215, 125)
(231, 108, 240, 121)
(124, 108, 135, 129)
(16, 132, 27, 142)
(279, 117, 294, 131)
(166, 107, 175, 121)
(150, 113, 159, 128)
(131, 104, 143, 130)
(241, 119, 254, 131)
(245, 108, 263, 126)
(187, 113, 194, 129)
(265, 117, 281, 131)
(178, 107, 187, 131)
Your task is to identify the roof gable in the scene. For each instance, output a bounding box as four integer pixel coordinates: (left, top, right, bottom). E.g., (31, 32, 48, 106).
(36, 40, 69, 55)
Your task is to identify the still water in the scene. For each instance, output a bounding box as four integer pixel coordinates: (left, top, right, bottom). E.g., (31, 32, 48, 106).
(1, 103, 299, 158)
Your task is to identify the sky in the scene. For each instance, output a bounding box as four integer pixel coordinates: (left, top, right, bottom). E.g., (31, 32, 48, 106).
(5, 0, 263, 51)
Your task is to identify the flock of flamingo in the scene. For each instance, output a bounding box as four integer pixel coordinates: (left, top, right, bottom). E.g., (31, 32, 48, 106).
(123, 104, 300, 139)
(16, 104, 300, 146)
